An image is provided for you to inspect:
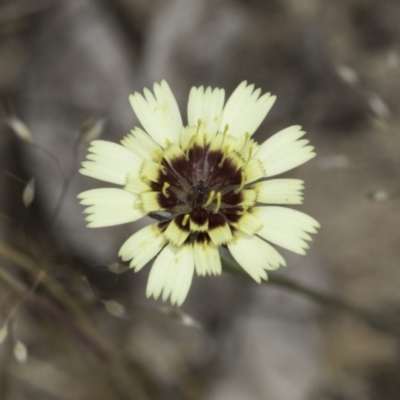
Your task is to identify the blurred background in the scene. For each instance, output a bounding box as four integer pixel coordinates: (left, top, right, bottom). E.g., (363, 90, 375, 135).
(0, 0, 400, 399)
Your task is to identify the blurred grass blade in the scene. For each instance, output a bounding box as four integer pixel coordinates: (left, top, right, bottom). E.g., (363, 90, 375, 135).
(22, 178, 35, 208)
(336, 64, 359, 86)
(14, 339, 27, 363)
(367, 189, 390, 202)
(0, 322, 8, 344)
(107, 261, 129, 275)
(158, 307, 203, 329)
(80, 114, 106, 143)
(5, 115, 33, 143)
(369, 95, 390, 119)
(103, 300, 125, 318)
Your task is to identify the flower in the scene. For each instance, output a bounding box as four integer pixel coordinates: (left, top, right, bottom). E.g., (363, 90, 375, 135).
(78, 81, 319, 306)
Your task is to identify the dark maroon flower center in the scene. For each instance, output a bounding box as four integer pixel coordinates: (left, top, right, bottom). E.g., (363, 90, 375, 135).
(152, 144, 248, 243)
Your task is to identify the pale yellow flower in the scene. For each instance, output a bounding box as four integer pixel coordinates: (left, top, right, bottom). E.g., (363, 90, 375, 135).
(78, 81, 319, 306)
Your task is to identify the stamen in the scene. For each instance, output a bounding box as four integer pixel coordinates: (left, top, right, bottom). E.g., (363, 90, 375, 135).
(236, 206, 249, 215)
(241, 132, 250, 151)
(241, 146, 254, 169)
(154, 149, 164, 160)
(234, 171, 246, 194)
(204, 190, 216, 207)
(247, 145, 253, 163)
(222, 124, 229, 139)
(213, 192, 222, 213)
(185, 135, 196, 157)
(220, 124, 229, 148)
(158, 157, 165, 172)
(218, 145, 230, 167)
(162, 182, 170, 197)
(196, 119, 204, 147)
(197, 119, 202, 134)
(182, 214, 190, 226)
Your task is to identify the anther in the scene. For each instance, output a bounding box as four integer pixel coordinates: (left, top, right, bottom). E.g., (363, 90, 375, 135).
(213, 192, 222, 213)
(204, 191, 216, 207)
(182, 214, 190, 226)
(162, 182, 170, 197)
(234, 171, 246, 194)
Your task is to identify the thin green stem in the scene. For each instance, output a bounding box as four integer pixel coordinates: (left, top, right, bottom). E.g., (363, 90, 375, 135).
(48, 134, 82, 227)
(30, 143, 66, 179)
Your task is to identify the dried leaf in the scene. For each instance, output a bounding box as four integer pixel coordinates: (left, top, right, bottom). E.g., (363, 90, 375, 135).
(22, 178, 35, 208)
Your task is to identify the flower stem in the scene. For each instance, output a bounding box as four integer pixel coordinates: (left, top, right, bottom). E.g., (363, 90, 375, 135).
(222, 257, 400, 338)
